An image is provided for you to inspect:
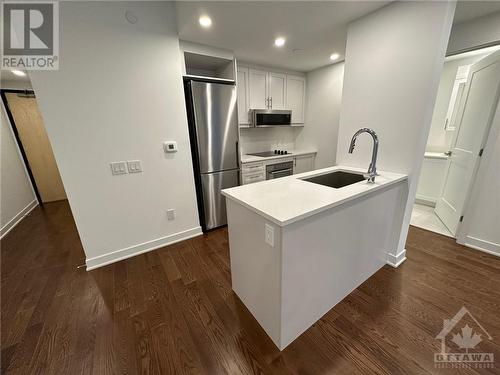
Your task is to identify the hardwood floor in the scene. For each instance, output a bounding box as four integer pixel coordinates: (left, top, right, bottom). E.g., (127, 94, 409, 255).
(2, 200, 500, 374)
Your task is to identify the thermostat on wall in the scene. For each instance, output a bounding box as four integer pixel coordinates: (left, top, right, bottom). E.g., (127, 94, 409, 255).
(163, 141, 178, 153)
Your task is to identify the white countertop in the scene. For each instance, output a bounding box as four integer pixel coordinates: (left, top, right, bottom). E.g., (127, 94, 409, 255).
(241, 149, 317, 164)
(222, 165, 407, 226)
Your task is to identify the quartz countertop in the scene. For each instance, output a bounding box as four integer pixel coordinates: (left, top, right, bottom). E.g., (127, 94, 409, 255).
(222, 165, 407, 226)
(241, 149, 317, 164)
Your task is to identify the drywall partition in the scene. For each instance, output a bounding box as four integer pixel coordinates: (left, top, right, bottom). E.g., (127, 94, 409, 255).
(29, 2, 201, 269)
(337, 1, 456, 266)
(1, 103, 37, 238)
(448, 12, 500, 55)
(295, 62, 345, 168)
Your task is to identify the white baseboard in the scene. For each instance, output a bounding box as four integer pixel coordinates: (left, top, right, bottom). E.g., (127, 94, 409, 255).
(85, 226, 203, 270)
(386, 248, 407, 268)
(463, 236, 500, 257)
(0, 200, 38, 239)
(415, 195, 436, 207)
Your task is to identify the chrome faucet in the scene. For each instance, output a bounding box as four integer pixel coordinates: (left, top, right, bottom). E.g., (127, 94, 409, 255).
(348, 128, 379, 183)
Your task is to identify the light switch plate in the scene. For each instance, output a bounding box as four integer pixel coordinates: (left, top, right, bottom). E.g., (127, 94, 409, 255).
(110, 161, 127, 175)
(167, 209, 175, 221)
(127, 160, 142, 173)
(265, 223, 274, 247)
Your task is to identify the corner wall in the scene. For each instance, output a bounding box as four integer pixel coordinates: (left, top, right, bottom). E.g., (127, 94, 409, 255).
(337, 1, 456, 263)
(295, 62, 345, 168)
(29, 2, 201, 268)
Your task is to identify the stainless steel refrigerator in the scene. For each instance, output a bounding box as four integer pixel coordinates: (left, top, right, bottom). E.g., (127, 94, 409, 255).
(184, 79, 240, 231)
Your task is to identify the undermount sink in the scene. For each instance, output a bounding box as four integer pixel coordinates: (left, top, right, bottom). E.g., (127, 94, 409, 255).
(301, 171, 366, 189)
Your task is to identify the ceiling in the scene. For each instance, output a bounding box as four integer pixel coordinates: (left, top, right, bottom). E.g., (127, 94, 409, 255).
(176, 1, 500, 72)
(175, 1, 390, 72)
(453, 1, 500, 24)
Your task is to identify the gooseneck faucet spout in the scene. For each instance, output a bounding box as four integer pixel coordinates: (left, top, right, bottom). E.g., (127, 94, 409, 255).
(348, 128, 379, 183)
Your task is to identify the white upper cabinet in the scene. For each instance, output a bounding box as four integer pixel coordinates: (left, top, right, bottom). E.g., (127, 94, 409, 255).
(237, 67, 250, 125)
(249, 69, 269, 109)
(286, 75, 306, 124)
(269, 72, 286, 109)
(236, 64, 306, 125)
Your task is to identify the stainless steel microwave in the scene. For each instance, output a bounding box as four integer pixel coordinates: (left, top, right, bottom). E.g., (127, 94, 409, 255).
(250, 109, 292, 127)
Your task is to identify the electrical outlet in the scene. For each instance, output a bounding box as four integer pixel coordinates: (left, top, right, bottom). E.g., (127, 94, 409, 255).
(110, 161, 127, 175)
(127, 160, 142, 173)
(265, 223, 274, 247)
(167, 209, 175, 221)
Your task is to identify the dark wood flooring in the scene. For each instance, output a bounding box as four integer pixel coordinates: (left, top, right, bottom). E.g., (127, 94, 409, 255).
(2, 200, 500, 374)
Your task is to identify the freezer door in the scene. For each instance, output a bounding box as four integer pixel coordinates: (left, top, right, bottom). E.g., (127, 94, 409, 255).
(191, 81, 239, 173)
(200, 169, 239, 230)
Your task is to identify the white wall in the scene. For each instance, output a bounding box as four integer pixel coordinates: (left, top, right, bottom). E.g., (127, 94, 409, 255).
(426, 52, 490, 152)
(295, 62, 344, 168)
(459, 98, 500, 256)
(1, 104, 37, 238)
(337, 1, 456, 264)
(448, 12, 500, 55)
(29, 2, 201, 269)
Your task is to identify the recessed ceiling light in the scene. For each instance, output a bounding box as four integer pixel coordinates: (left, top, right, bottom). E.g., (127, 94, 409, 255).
(330, 53, 340, 61)
(199, 15, 212, 28)
(274, 37, 286, 47)
(11, 70, 26, 77)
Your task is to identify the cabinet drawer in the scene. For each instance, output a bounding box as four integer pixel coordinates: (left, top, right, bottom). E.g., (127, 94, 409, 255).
(242, 162, 264, 174)
(242, 172, 265, 185)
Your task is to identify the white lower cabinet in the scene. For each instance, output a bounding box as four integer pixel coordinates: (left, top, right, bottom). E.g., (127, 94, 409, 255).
(241, 162, 265, 185)
(293, 154, 315, 174)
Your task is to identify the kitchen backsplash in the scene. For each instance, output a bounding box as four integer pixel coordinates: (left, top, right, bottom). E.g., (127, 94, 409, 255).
(239, 127, 302, 155)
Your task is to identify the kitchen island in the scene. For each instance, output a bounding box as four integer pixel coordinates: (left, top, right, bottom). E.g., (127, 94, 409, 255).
(222, 165, 408, 350)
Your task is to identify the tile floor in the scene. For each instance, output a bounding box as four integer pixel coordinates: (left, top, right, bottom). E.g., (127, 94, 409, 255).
(410, 203, 454, 238)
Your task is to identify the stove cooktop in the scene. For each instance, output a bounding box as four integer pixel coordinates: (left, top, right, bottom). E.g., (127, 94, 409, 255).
(247, 150, 292, 157)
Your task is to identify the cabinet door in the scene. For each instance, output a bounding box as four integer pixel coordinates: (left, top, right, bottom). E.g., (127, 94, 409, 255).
(294, 154, 315, 174)
(286, 75, 306, 123)
(268, 72, 286, 109)
(237, 67, 250, 125)
(249, 69, 268, 109)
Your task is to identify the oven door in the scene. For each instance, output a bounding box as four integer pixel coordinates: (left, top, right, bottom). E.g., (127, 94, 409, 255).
(267, 168, 293, 179)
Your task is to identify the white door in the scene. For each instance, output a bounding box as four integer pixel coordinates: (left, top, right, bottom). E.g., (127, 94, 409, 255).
(435, 50, 500, 235)
(249, 69, 268, 109)
(268, 72, 286, 109)
(286, 75, 306, 123)
(237, 67, 250, 125)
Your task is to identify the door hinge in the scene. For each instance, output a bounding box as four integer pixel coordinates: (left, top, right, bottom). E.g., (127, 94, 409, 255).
(459, 215, 464, 222)
(479, 148, 484, 157)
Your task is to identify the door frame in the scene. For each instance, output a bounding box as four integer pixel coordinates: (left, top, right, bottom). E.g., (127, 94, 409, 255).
(1, 89, 44, 207)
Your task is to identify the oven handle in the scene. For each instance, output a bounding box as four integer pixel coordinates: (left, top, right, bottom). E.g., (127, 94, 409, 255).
(269, 168, 293, 175)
